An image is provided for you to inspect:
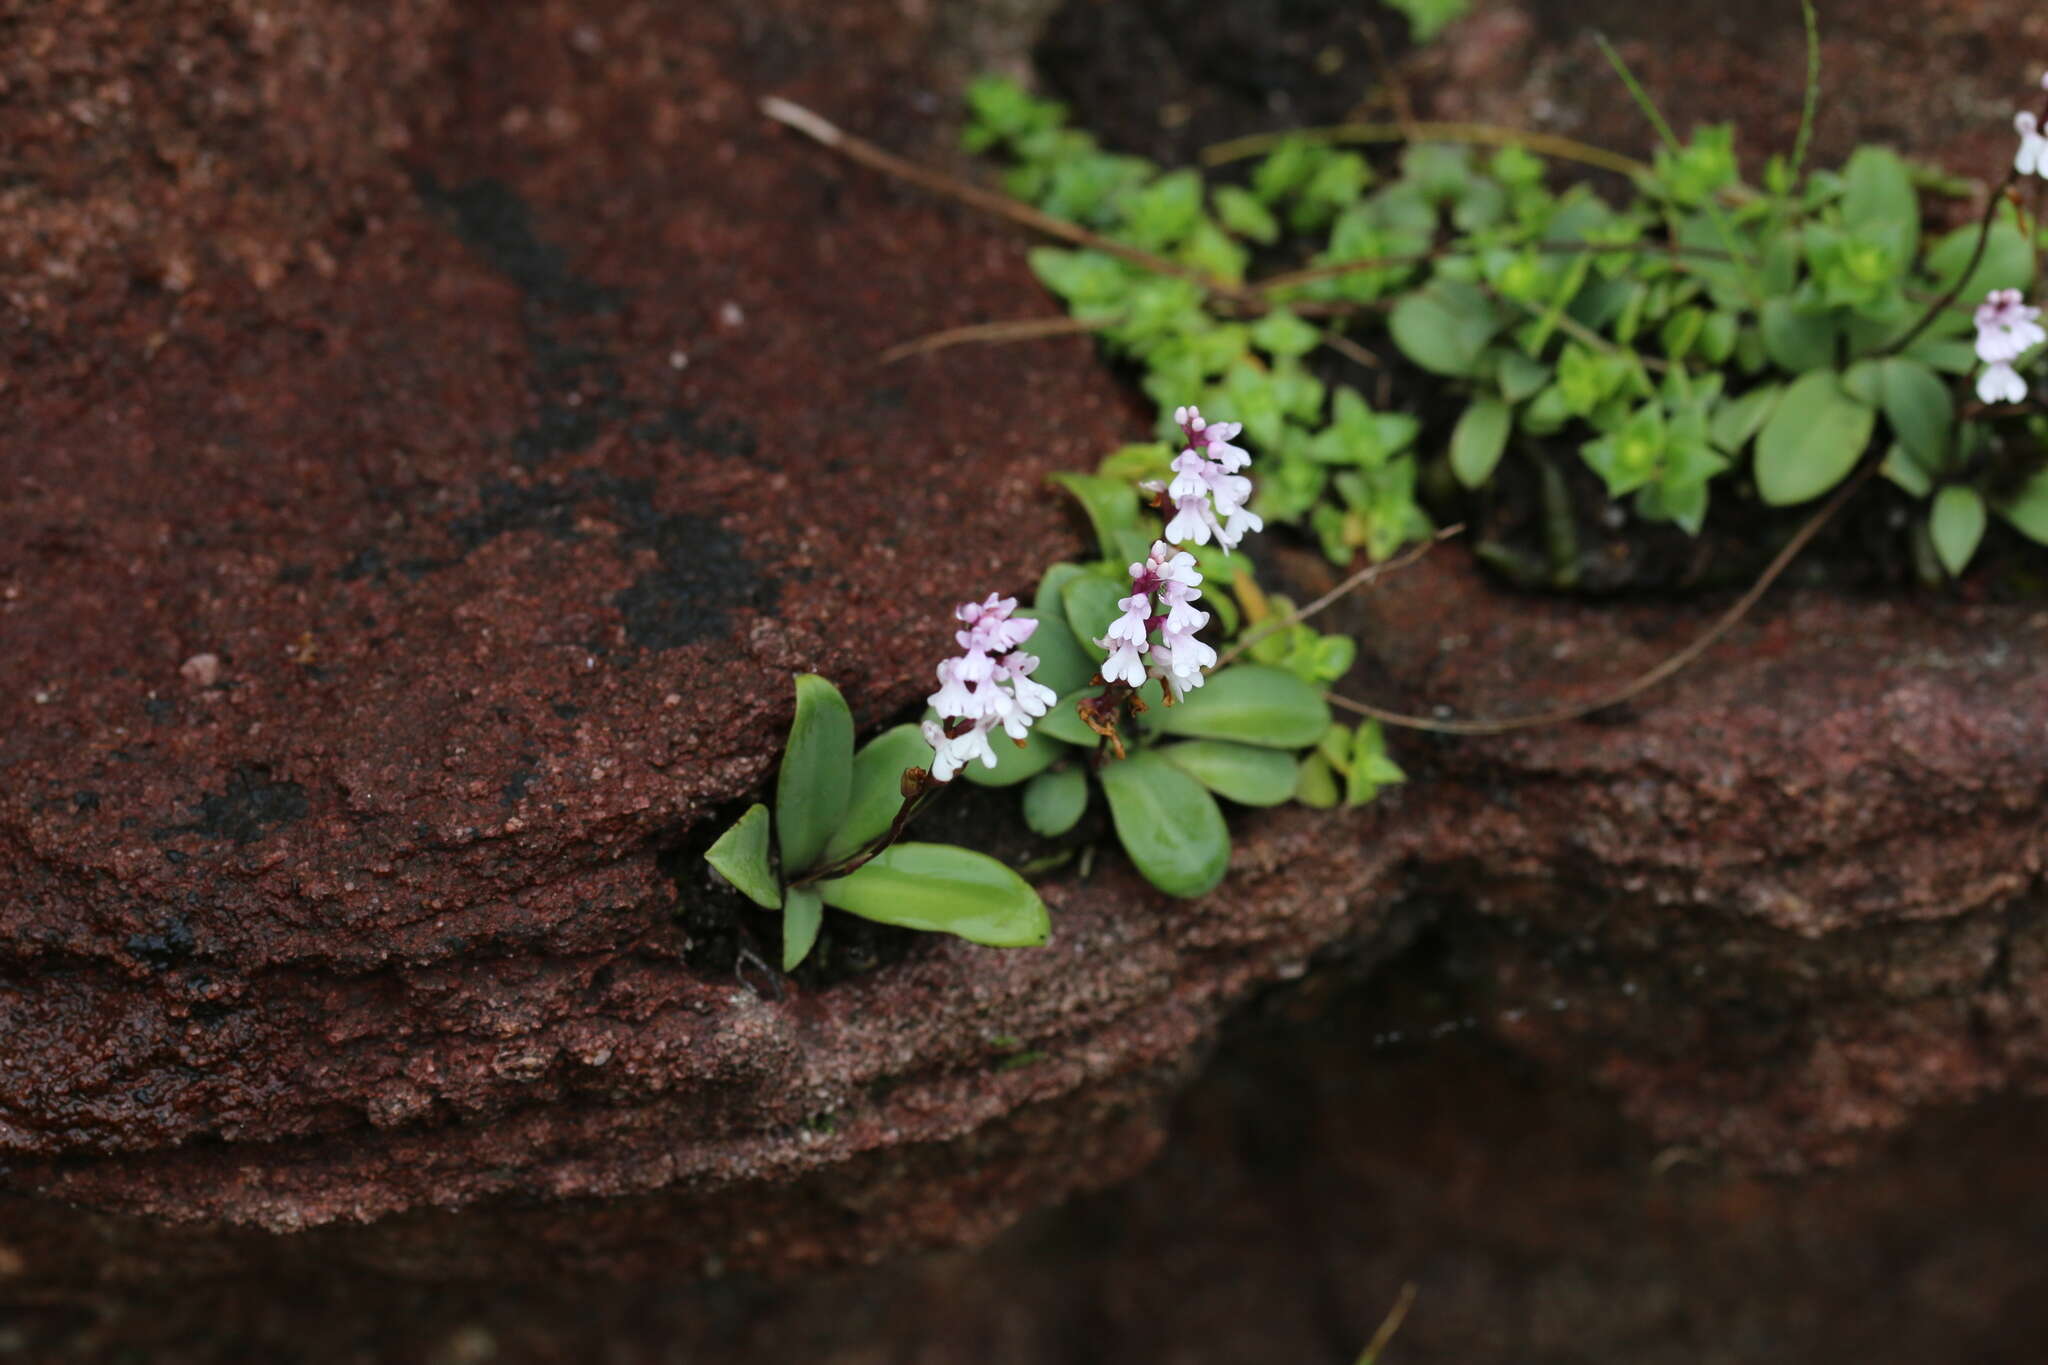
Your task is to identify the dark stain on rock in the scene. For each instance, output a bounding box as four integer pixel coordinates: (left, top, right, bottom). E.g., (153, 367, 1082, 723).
(613, 514, 773, 652)
(124, 916, 196, 972)
(415, 175, 620, 317)
(167, 766, 310, 846)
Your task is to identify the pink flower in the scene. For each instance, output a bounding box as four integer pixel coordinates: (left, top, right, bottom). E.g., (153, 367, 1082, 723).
(1978, 361, 2028, 406)
(1975, 289, 2045, 364)
(923, 593, 1050, 781)
(1164, 407, 1263, 551)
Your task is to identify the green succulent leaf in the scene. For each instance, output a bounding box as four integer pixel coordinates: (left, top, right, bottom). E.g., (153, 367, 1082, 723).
(1759, 298, 1837, 372)
(1389, 280, 1501, 377)
(1929, 485, 1986, 578)
(1158, 739, 1299, 806)
(1061, 573, 1126, 664)
(1294, 752, 1341, 808)
(1152, 664, 1333, 748)
(1014, 606, 1095, 699)
(1022, 765, 1090, 837)
(1754, 370, 1877, 506)
(777, 674, 854, 875)
(1843, 356, 1952, 471)
(1098, 750, 1232, 898)
(1345, 720, 1407, 806)
(1049, 472, 1144, 555)
(819, 725, 930, 865)
(704, 802, 781, 910)
(781, 887, 824, 972)
(1450, 397, 1512, 489)
(2000, 470, 2048, 544)
(814, 843, 1051, 947)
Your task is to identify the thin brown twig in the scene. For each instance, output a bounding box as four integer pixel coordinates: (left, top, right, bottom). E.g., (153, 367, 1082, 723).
(1355, 1282, 1419, 1365)
(880, 314, 1117, 364)
(1880, 166, 2022, 358)
(761, 96, 1251, 304)
(1216, 526, 1461, 669)
(1327, 468, 1871, 735)
(1318, 327, 1384, 370)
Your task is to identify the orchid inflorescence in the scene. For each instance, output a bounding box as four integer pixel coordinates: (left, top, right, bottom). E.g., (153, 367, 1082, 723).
(924, 405, 1258, 779)
(921, 594, 1056, 781)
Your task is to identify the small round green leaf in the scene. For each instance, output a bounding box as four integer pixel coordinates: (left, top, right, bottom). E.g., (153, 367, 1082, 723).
(1929, 485, 1986, 578)
(1450, 397, 1512, 489)
(1158, 740, 1298, 807)
(781, 886, 823, 972)
(1023, 766, 1090, 837)
(1098, 750, 1231, 898)
(814, 843, 1050, 947)
(1389, 281, 1501, 377)
(1754, 370, 1877, 506)
(819, 725, 929, 866)
(1152, 664, 1332, 749)
(704, 802, 781, 910)
(776, 674, 855, 875)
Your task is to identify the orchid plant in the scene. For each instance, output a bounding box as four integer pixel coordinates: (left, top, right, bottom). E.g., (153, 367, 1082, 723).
(704, 407, 1401, 970)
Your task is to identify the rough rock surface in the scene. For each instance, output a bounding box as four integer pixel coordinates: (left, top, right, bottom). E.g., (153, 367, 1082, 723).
(5, 0, 2048, 1337)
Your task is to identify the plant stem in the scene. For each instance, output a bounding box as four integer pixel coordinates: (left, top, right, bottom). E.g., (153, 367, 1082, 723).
(788, 781, 941, 887)
(1879, 166, 2021, 358)
(1326, 466, 1871, 734)
(1214, 526, 1459, 669)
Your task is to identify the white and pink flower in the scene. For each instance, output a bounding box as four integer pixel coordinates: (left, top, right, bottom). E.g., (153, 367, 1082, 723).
(922, 594, 1053, 781)
(1164, 406, 1263, 551)
(1974, 289, 2044, 406)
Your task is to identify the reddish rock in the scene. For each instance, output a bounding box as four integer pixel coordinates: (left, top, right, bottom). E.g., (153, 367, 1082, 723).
(5, 0, 2048, 1349)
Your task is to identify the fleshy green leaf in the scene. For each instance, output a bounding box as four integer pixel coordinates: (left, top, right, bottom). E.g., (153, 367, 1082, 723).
(1035, 562, 1087, 615)
(1049, 472, 1143, 555)
(1929, 485, 1986, 577)
(1158, 740, 1298, 806)
(777, 674, 854, 875)
(815, 843, 1050, 947)
(1214, 184, 1281, 244)
(1754, 370, 1877, 506)
(1839, 147, 1918, 275)
(1843, 356, 1952, 471)
(1389, 280, 1501, 377)
(1450, 397, 1512, 488)
(1014, 607, 1094, 699)
(782, 887, 823, 972)
(1250, 309, 1322, 359)
(1345, 720, 1407, 806)
(1709, 383, 1784, 453)
(1061, 572, 1125, 665)
(705, 803, 781, 910)
(1294, 753, 1341, 808)
(820, 725, 929, 865)
(1152, 664, 1333, 748)
(1924, 217, 2034, 299)
(2000, 470, 2048, 544)
(1098, 751, 1231, 898)
(1759, 298, 1837, 372)
(1023, 766, 1090, 837)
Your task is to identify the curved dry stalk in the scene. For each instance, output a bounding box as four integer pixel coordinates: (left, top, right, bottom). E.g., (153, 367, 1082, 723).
(1202, 121, 1650, 179)
(880, 314, 1116, 364)
(1327, 469, 1870, 735)
(1215, 526, 1461, 669)
(761, 97, 1251, 304)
